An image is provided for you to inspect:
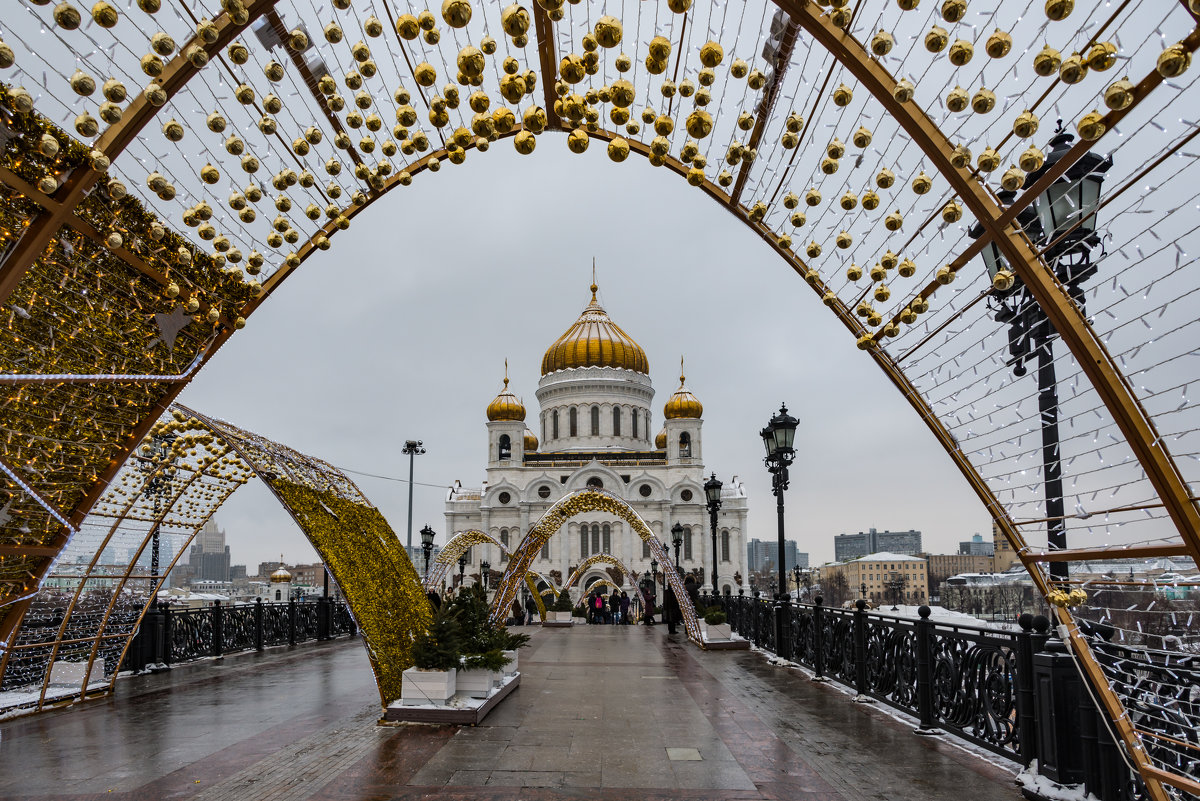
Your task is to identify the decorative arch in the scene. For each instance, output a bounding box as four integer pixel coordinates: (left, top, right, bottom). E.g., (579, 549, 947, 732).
(489, 489, 701, 643)
(427, 530, 551, 623)
(581, 578, 622, 598)
(563, 553, 636, 592)
(0, 2, 1196, 794)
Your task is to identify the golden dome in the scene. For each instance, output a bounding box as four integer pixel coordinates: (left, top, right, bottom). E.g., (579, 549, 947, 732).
(663, 366, 703, 419)
(654, 426, 667, 449)
(270, 565, 291, 582)
(541, 283, 649, 375)
(486, 376, 526, 421)
(523, 428, 539, 452)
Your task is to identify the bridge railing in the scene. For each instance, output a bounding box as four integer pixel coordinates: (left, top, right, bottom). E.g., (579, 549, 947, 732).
(702, 593, 1156, 801)
(124, 597, 355, 671)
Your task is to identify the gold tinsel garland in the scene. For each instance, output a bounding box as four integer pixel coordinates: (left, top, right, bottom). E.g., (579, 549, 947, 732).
(270, 479, 431, 706)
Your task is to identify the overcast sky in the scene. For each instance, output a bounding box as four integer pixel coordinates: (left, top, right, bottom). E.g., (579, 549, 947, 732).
(175, 141, 993, 570)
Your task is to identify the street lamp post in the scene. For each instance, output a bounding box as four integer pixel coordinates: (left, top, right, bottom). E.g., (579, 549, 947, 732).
(137, 432, 177, 588)
(650, 557, 659, 593)
(704, 473, 723, 595)
(861, 582, 867, 602)
(970, 124, 1110, 585)
(457, 552, 467, 588)
(402, 439, 426, 556)
(760, 405, 798, 598)
(420, 524, 435, 580)
(671, 523, 684, 571)
(792, 565, 802, 600)
(480, 559, 490, 592)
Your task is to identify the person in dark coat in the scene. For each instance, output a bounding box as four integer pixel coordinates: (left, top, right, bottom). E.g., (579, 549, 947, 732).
(511, 598, 523, 626)
(664, 583, 680, 634)
(619, 591, 630, 624)
(642, 586, 656, 625)
(426, 590, 442, 610)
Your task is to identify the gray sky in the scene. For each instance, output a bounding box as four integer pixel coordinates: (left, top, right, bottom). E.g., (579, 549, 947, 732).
(177, 142, 992, 570)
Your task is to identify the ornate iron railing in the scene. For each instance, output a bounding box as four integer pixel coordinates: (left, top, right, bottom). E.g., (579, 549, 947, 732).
(703, 593, 1169, 801)
(125, 597, 355, 671)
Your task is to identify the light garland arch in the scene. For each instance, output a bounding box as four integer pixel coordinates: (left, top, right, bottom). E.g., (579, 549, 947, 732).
(562, 552, 636, 592)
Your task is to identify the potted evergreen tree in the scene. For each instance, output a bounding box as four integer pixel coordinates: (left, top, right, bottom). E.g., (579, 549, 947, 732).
(447, 585, 513, 697)
(552, 589, 574, 623)
(500, 628, 530, 677)
(401, 605, 461, 705)
(703, 608, 732, 641)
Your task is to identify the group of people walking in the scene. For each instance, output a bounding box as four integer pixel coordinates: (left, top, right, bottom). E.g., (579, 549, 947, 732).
(586, 590, 631, 624)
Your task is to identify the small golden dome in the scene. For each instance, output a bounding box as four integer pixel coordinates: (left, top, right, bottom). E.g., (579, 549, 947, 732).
(270, 565, 291, 582)
(541, 283, 649, 375)
(523, 428, 539, 452)
(486, 376, 526, 421)
(655, 427, 667, 449)
(663, 365, 702, 419)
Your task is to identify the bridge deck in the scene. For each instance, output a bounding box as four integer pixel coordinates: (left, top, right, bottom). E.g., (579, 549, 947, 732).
(0, 625, 1022, 800)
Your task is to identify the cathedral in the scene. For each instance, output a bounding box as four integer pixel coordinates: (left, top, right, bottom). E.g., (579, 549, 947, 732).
(444, 283, 749, 596)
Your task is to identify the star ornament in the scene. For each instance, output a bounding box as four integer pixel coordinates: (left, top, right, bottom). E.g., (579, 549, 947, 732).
(150, 306, 193, 354)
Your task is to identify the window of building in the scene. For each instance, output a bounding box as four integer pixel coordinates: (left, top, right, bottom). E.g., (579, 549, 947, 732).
(613, 407, 621, 436)
(591, 524, 600, 555)
(679, 431, 691, 458)
(684, 526, 693, 561)
(602, 523, 611, 553)
(500, 530, 509, 561)
(639, 484, 652, 498)
(275, 589, 282, 601)
(541, 541, 550, 560)
(632, 409, 639, 439)
(642, 538, 650, 558)
(569, 407, 578, 436)
(580, 528, 589, 558)
(591, 405, 600, 435)
(552, 410, 559, 439)
(586, 476, 604, 489)
(497, 491, 511, 505)
(538, 485, 551, 499)
(498, 434, 511, 460)
(681, 489, 693, 502)
(721, 529, 730, 561)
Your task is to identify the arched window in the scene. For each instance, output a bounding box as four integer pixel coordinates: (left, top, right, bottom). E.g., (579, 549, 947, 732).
(632, 409, 639, 439)
(580, 526, 589, 558)
(602, 523, 611, 553)
(642, 538, 651, 558)
(721, 529, 731, 562)
(498, 434, 511, 460)
(684, 527, 693, 561)
(590, 405, 600, 435)
(613, 407, 621, 436)
(569, 407, 578, 436)
(591, 524, 601, 555)
(275, 589, 282, 601)
(552, 409, 560, 439)
(500, 530, 509, 562)
(586, 476, 604, 489)
(541, 540, 550, 561)
(679, 431, 692, 458)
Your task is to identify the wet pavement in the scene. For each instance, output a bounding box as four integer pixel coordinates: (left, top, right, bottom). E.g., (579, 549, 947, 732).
(0, 625, 1022, 800)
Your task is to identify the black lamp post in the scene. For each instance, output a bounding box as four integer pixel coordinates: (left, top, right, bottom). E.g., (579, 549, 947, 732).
(480, 559, 490, 591)
(792, 565, 802, 599)
(671, 523, 684, 570)
(969, 123, 1111, 585)
(861, 582, 867, 601)
(650, 557, 659, 592)
(138, 432, 177, 587)
(401, 439, 426, 556)
(420, 524, 435, 580)
(457, 552, 467, 588)
(760, 404, 798, 599)
(703, 473, 723, 593)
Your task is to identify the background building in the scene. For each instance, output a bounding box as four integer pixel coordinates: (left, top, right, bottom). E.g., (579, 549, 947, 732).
(833, 528, 923, 561)
(445, 283, 750, 594)
(747, 538, 807, 573)
(991, 522, 1021, 572)
(186, 519, 232, 583)
(818, 553, 928, 606)
(959, 533, 994, 556)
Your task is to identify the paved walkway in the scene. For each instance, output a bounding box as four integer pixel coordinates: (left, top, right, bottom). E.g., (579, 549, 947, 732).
(0, 625, 1023, 800)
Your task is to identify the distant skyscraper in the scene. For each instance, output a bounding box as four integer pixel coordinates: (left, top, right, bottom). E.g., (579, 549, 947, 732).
(747, 539, 807, 572)
(958, 533, 994, 556)
(187, 519, 231, 583)
(834, 528, 923, 561)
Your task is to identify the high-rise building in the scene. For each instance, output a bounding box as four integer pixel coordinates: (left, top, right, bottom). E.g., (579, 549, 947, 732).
(186, 519, 231, 583)
(992, 522, 1020, 572)
(959, 533, 994, 556)
(834, 528, 923, 561)
(746, 538, 807, 573)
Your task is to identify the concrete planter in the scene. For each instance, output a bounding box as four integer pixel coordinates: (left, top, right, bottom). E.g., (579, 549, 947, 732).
(456, 668, 497, 698)
(705, 623, 733, 640)
(554, 611, 573, 623)
(400, 666, 456, 706)
(501, 650, 518, 677)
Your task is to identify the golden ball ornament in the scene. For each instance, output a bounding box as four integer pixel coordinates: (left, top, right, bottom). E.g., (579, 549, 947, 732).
(942, 201, 962, 223)
(747, 69, 768, 90)
(1045, 0, 1073, 21)
(871, 30, 894, 56)
(54, 2, 82, 29)
(941, 0, 966, 21)
(876, 168, 895, 188)
(241, 155, 260, 173)
(884, 210, 903, 231)
(1018, 146, 1044, 172)
(832, 84, 853, 106)
(1059, 53, 1087, 84)
(852, 127, 872, 148)
(653, 114, 673, 136)
(874, 284, 890, 302)
(730, 58, 749, 79)
(948, 39, 974, 66)
(971, 88, 996, 114)
(1086, 41, 1117, 71)
(892, 78, 915, 103)
(827, 138, 846, 159)
(1157, 44, 1191, 78)
(666, 0, 691, 11)
(936, 266, 955, 285)
(686, 167, 705, 186)
(1076, 110, 1106, 141)
(501, 4, 530, 37)
(820, 157, 839, 175)
(846, 263, 863, 281)
(685, 109, 713, 138)
(977, 147, 1000, 172)
(514, 130, 537, 154)
(1033, 45, 1062, 77)
(945, 85, 969, 112)
(925, 26, 948, 53)
(442, 0, 471, 28)
(805, 241, 821, 258)
(160, 118, 186, 141)
(140, 54, 164, 77)
(1013, 109, 1039, 138)
(151, 32, 175, 56)
(1103, 78, 1135, 111)
(166, 282, 180, 298)
(396, 14, 420, 39)
(415, 62, 437, 86)
(992, 269, 1016, 291)
(836, 231, 853, 249)
(71, 69, 96, 96)
(144, 82, 168, 106)
(595, 16, 622, 48)
(870, 262, 888, 282)
(986, 30, 1012, 59)
(839, 192, 858, 210)
(138, 0, 160, 10)
(805, 188, 822, 206)
(1000, 165, 1026, 192)
(862, 191, 880, 210)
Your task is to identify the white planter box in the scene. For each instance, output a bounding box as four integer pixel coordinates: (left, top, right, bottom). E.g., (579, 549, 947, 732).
(501, 650, 518, 677)
(457, 668, 497, 698)
(553, 611, 573, 623)
(400, 666, 456, 706)
(705, 623, 733, 641)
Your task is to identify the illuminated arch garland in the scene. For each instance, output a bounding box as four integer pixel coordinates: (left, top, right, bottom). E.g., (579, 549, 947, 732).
(0, 2, 1196, 795)
(563, 553, 636, 592)
(488, 489, 701, 643)
(426, 529, 551, 621)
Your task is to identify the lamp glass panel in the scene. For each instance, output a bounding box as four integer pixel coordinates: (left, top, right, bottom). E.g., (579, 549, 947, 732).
(1077, 177, 1101, 236)
(775, 419, 797, 451)
(760, 427, 776, 456)
(705, 479, 722, 504)
(981, 242, 1006, 280)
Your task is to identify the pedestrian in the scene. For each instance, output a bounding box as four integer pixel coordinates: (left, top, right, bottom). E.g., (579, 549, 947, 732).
(426, 590, 442, 610)
(608, 593, 619, 624)
(620, 591, 630, 624)
(664, 582, 680, 635)
(592, 592, 605, 624)
(525, 600, 535, 625)
(511, 597, 523, 626)
(642, 586, 656, 625)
